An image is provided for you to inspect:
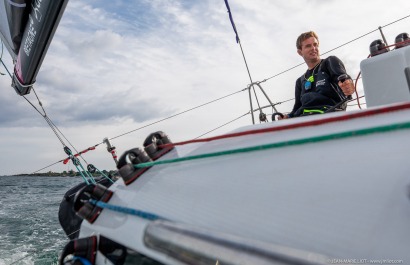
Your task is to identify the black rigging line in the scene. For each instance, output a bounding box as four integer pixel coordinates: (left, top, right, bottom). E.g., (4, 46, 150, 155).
(320, 29, 379, 56)
(1, 41, 70, 149)
(0, 42, 12, 78)
(194, 112, 250, 139)
(259, 13, 410, 84)
(382, 14, 410, 28)
(0, 42, 5, 76)
(31, 89, 247, 173)
(2, 56, 69, 149)
(30, 96, 297, 174)
(224, 1, 263, 123)
(1, 52, 87, 166)
(31, 160, 65, 174)
(21, 95, 66, 146)
(250, 98, 295, 114)
(107, 88, 245, 142)
(237, 39, 264, 118)
(45, 114, 93, 164)
(258, 62, 305, 84)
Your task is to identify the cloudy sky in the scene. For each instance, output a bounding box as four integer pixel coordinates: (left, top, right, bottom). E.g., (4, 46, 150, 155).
(0, 0, 409, 175)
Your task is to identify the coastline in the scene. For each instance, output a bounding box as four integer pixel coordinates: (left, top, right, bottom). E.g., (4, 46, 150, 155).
(0, 169, 117, 177)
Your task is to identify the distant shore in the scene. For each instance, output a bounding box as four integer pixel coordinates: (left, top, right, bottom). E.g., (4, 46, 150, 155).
(7, 170, 117, 177)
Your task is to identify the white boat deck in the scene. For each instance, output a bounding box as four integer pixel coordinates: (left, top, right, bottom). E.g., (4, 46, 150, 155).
(81, 102, 410, 264)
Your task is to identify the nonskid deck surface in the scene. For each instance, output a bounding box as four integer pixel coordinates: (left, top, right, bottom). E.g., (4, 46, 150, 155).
(80, 103, 410, 264)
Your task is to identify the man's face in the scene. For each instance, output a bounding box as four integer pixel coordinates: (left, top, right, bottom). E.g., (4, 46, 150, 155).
(298, 37, 320, 63)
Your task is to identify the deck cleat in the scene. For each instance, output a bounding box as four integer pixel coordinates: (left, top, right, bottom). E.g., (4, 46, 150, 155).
(395, 32, 410, 49)
(87, 164, 97, 173)
(117, 148, 153, 185)
(143, 131, 174, 160)
(73, 184, 113, 223)
(59, 236, 97, 265)
(369, 39, 389, 57)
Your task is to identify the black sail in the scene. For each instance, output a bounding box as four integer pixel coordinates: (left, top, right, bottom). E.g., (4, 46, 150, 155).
(0, 0, 69, 95)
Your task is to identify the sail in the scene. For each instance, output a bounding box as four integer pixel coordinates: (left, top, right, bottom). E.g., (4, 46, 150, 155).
(0, 0, 69, 95)
(0, 0, 25, 58)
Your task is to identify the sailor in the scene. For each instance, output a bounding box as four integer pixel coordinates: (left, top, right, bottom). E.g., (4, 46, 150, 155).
(280, 31, 355, 119)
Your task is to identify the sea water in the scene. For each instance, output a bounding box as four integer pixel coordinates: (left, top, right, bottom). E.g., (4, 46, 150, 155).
(0, 176, 83, 265)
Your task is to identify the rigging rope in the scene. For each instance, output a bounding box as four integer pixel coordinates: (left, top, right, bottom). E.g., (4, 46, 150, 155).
(194, 98, 295, 139)
(0, 42, 12, 78)
(259, 13, 410, 84)
(21, 95, 66, 146)
(62, 146, 98, 164)
(23, 87, 86, 159)
(194, 112, 250, 139)
(1, 51, 100, 176)
(22, 90, 96, 183)
(108, 89, 245, 142)
(0, 42, 6, 76)
(259, 29, 381, 84)
(348, 96, 365, 107)
(224, 0, 265, 123)
(30, 89, 248, 173)
(382, 14, 410, 29)
(354, 72, 363, 109)
(89, 200, 163, 221)
(31, 160, 65, 174)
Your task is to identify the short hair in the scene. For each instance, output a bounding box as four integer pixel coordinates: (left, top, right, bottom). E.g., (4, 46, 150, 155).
(296, 31, 319, 50)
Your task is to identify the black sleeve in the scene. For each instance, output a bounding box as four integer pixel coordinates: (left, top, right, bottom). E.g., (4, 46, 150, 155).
(289, 77, 302, 117)
(325, 56, 349, 84)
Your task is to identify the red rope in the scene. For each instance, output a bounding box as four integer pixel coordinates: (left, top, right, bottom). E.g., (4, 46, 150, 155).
(354, 71, 362, 109)
(160, 102, 410, 148)
(382, 38, 410, 50)
(352, 54, 371, 110)
(63, 146, 97, 164)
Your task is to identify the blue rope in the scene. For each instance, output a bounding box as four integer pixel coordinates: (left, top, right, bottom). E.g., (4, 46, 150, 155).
(72, 257, 92, 265)
(89, 199, 163, 221)
(68, 157, 90, 185)
(76, 166, 96, 184)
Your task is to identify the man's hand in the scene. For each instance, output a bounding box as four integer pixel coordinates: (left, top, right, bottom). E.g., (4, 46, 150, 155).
(277, 114, 289, 120)
(338, 79, 355, 96)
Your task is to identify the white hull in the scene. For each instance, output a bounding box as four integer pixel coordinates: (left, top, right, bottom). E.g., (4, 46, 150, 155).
(79, 103, 410, 264)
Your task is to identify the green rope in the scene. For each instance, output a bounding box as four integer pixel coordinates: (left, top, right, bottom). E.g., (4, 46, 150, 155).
(135, 121, 410, 169)
(65, 147, 96, 184)
(96, 168, 114, 183)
